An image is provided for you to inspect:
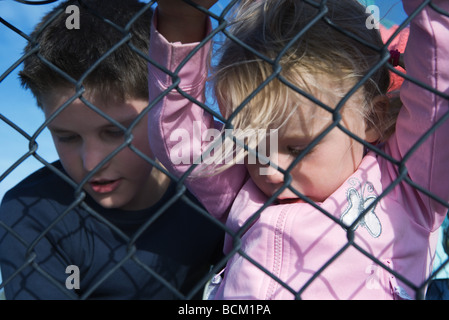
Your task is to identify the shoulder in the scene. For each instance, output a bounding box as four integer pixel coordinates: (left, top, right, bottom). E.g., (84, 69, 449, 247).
(0, 161, 80, 225)
(2, 161, 74, 204)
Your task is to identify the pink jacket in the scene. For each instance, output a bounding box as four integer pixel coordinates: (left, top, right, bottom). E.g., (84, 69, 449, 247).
(148, 0, 449, 299)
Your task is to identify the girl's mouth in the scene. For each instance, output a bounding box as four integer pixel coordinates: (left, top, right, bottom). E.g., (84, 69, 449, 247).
(277, 198, 306, 204)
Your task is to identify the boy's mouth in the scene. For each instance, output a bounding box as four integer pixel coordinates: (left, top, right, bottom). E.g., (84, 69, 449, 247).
(89, 179, 122, 194)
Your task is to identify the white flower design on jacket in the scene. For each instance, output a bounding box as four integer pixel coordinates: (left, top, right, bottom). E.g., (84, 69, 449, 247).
(340, 181, 382, 238)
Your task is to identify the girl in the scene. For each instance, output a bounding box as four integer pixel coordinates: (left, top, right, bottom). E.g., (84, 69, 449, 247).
(148, 0, 449, 299)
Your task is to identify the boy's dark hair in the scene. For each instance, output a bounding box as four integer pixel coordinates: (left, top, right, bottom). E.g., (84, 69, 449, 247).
(19, 0, 153, 107)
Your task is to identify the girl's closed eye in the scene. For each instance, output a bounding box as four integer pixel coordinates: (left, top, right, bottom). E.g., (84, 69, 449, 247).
(287, 143, 316, 157)
(287, 146, 305, 156)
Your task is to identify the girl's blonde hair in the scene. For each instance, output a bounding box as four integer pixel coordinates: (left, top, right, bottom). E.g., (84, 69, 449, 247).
(202, 0, 395, 173)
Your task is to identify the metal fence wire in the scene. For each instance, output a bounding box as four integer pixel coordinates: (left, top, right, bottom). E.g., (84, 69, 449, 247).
(0, 0, 448, 300)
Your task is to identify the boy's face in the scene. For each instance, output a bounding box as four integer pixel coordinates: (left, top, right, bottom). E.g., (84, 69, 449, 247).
(42, 88, 164, 211)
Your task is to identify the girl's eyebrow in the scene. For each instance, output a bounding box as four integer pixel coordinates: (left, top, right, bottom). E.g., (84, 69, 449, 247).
(280, 131, 315, 143)
(280, 129, 330, 149)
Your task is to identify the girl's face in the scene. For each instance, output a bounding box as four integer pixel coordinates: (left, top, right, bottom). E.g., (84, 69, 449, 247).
(246, 99, 377, 204)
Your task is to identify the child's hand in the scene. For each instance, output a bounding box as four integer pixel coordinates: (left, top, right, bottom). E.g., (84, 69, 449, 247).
(156, 0, 218, 43)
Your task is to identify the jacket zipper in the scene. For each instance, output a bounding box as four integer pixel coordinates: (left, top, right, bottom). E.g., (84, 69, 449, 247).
(265, 207, 289, 299)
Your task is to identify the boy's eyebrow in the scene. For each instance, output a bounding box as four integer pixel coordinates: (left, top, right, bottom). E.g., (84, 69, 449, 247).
(47, 117, 138, 132)
(105, 118, 136, 128)
(46, 125, 72, 133)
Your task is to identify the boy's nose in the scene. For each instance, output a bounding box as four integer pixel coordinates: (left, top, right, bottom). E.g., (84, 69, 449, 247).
(81, 142, 110, 173)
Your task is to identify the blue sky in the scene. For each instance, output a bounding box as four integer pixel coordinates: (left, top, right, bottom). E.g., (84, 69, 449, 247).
(0, 0, 407, 202)
(1, 0, 60, 202)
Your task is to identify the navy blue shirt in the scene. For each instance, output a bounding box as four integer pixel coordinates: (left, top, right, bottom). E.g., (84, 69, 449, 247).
(0, 162, 224, 299)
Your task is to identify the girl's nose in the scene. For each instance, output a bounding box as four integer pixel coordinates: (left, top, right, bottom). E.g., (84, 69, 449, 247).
(260, 163, 285, 184)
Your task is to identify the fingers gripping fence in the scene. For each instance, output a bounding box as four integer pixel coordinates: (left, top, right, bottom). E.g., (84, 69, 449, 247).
(0, 0, 448, 300)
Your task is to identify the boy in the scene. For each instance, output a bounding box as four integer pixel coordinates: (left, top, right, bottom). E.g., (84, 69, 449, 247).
(0, 0, 224, 299)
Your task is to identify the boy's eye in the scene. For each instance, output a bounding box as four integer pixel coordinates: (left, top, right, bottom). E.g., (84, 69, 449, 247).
(56, 134, 79, 143)
(105, 128, 124, 137)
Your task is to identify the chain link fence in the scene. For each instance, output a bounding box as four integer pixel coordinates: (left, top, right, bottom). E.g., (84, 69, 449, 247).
(0, 0, 448, 300)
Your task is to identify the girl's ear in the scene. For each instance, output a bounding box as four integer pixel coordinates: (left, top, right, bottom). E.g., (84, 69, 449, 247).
(365, 95, 390, 143)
